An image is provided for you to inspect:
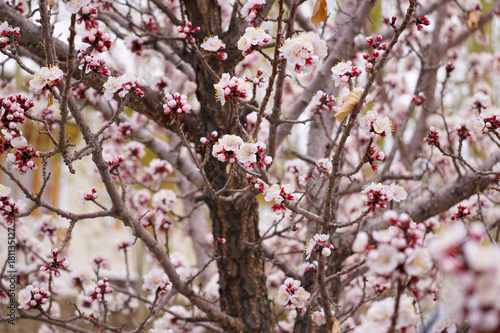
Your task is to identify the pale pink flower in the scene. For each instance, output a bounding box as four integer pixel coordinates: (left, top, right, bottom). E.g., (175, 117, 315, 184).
(152, 189, 177, 213)
(29, 66, 64, 94)
(10, 136, 28, 149)
(214, 73, 251, 105)
(331, 61, 352, 87)
(65, 0, 92, 14)
(387, 184, 407, 202)
(404, 247, 433, 277)
(237, 27, 272, 56)
(236, 141, 258, 164)
(200, 35, 225, 52)
(0, 184, 11, 197)
(241, 0, 266, 24)
(352, 231, 369, 253)
(367, 244, 405, 276)
(279, 33, 326, 73)
(142, 268, 172, 293)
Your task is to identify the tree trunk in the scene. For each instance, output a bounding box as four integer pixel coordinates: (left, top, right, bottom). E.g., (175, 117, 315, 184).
(207, 190, 273, 332)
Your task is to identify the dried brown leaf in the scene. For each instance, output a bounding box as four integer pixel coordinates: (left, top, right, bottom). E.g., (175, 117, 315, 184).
(47, 93, 53, 108)
(334, 91, 362, 122)
(311, 0, 328, 27)
(331, 318, 341, 333)
(467, 10, 479, 29)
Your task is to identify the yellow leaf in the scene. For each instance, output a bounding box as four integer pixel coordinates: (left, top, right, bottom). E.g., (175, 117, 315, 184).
(331, 318, 341, 333)
(334, 91, 362, 122)
(47, 93, 53, 108)
(466, 10, 479, 29)
(311, 0, 328, 27)
(48, 0, 56, 6)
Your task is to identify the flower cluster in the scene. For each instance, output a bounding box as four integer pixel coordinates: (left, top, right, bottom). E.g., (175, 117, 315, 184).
(177, 21, 200, 43)
(81, 25, 113, 53)
(331, 61, 362, 87)
(279, 32, 327, 73)
(200, 35, 227, 60)
(34, 215, 58, 239)
(39, 248, 71, 278)
(65, 0, 92, 14)
(237, 27, 272, 56)
(0, 94, 32, 129)
(106, 154, 124, 173)
(29, 66, 64, 94)
(361, 183, 407, 211)
(147, 159, 173, 180)
(152, 189, 177, 215)
(359, 211, 435, 280)
(214, 73, 251, 106)
(116, 237, 134, 251)
(124, 141, 146, 160)
(316, 157, 333, 177)
(78, 52, 110, 76)
(240, 0, 266, 26)
(127, 36, 149, 56)
(18, 282, 51, 310)
(363, 35, 387, 72)
(0, 184, 18, 225)
(353, 295, 417, 332)
(247, 175, 267, 193)
(424, 126, 440, 146)
(0, 21, 20, 49)
(285, 159, 309, 186)
(76, 187, 98, 205)
(473, 109, 500, 134)
(359, 110, 392, 137)
(415, 15, 431, 31)
(142, 268, 172, 294)
(143, 16, 158, 34)
(5, 142, 40, 174)
(264, 183, 295, 214)
(304, 234, 334, 260)
(88, 278, 113, 301)
(456, 125, 471, 141)
(90, 253, 110, 271)
(212, 134, 243, 162)
(163, 93, 191, 115)
(412, 91, 426, 106)
(430, 222, 500, 331)
(77, 5, 99, 30)
(450, 204, 471, 220)
(311, 90, 336, 113)
(236, 141, 272, 170)
(311, 309, 328, 326)
(276, 278, 311, 312)
(367, 146, 385, 171)
(211, 134, 272, 169)
(103, 72, 144, 101)
(245, 69, 267, 88)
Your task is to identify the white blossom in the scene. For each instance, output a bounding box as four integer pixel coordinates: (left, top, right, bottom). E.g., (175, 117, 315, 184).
(152, 189, 177, 213)
(367, 244, 405, 276)
(200, 35, 225, 52)
(29, 66, 64, 94)
(65, 0, 92, 14)
(404, 247, 433, 276)
(142, 268, 172, 293)
(352, 231, 369, 253)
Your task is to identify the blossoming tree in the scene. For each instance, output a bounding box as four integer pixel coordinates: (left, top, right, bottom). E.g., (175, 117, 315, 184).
(1, 0, 500, 332)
